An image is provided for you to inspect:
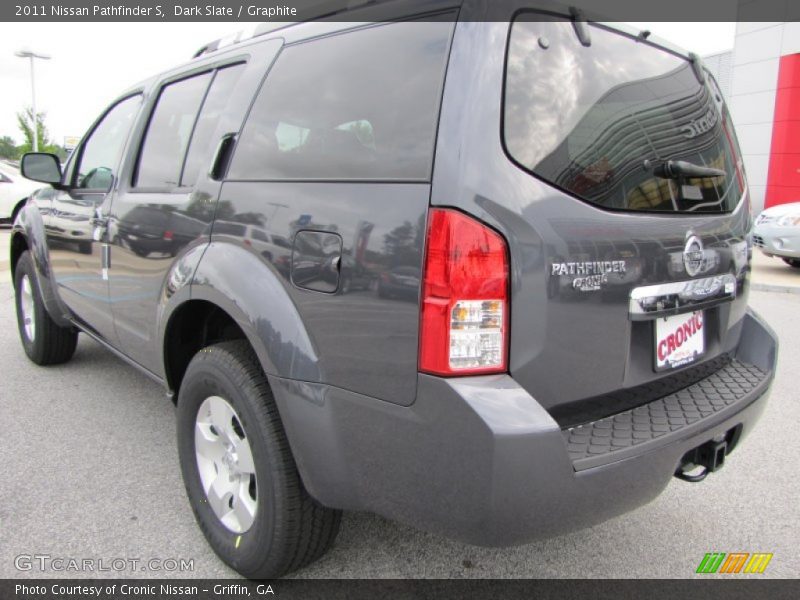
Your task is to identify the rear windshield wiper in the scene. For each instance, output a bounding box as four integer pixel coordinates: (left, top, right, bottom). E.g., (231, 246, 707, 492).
(650, 160, 725, 180)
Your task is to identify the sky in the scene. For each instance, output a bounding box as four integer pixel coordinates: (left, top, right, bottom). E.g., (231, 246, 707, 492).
(0, 21, 737, 146)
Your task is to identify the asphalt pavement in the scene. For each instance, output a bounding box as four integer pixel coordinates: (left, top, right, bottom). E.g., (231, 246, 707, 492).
(0, 230, 798, 579)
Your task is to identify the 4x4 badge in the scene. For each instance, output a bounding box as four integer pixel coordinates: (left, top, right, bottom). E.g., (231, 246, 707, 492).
(683, 235, 705, 277)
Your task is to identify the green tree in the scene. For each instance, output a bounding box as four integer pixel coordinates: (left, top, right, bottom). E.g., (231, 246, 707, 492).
(382, 220, 420, 267)
(0, 135, 19, 160)
(16, 107, 66, 160)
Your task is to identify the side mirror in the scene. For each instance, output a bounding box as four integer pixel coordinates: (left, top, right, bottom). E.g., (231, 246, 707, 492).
(21, 152, 64, 188)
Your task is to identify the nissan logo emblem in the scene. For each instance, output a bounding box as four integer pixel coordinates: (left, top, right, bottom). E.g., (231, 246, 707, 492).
(683, 235, 704, 277)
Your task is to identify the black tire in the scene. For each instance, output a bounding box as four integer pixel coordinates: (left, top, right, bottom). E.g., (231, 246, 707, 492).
(176, 340, 341, 578)
(782, 257, 800, 268)
(14, 251, 78, 365)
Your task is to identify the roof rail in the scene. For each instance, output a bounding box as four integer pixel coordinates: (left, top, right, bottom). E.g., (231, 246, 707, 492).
(192, 0, 379, 59)
(192, 24, 263, 58)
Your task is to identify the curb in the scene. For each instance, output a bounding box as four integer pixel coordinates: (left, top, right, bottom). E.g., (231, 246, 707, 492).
(751, 282, 800, 295)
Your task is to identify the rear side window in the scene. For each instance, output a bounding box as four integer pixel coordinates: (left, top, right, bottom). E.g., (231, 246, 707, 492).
(229, 18, 454, 181)
(135, 72, 212, 188)
(181, 64, 245, 186)
(504, 16, 744, 213)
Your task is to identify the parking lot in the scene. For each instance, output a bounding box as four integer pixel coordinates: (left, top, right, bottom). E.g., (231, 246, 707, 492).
(0, 228, 798, 579)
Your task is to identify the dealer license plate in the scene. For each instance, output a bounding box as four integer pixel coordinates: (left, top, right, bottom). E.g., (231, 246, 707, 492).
(655, 311, 705, 371)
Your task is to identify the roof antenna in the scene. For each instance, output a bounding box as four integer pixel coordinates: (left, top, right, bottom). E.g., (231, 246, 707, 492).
(568, 7, 591, 47)
(637, 29, 651, 41)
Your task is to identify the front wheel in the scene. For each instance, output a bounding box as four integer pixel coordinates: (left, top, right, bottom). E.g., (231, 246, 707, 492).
(176, 341, 341, 578)
(14, 251, 78, 365)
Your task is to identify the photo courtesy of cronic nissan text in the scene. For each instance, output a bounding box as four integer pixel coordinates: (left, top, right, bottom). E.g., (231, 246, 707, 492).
(0, 0, 798, 598)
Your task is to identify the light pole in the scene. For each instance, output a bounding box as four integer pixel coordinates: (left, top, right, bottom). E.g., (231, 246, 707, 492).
(14, 48, 51, 152)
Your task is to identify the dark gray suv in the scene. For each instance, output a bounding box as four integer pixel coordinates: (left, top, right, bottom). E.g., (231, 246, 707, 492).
(12, 0, 778, 579)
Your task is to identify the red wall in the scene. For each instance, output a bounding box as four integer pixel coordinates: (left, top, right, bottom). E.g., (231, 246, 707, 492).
(766, 53, 800, 208)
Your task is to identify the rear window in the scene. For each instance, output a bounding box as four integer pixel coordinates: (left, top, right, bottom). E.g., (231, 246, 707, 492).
(504, 16, 744, 213)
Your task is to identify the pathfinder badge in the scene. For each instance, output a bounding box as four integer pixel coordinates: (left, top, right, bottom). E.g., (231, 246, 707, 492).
(680, 108, 718, 139)
(550, 260, 627, 292)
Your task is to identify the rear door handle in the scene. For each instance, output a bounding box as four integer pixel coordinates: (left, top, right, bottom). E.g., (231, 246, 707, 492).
(209, 133, 237, 181)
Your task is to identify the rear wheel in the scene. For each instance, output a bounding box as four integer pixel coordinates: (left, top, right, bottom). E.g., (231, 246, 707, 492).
(782, 257, 800, 268)
(14, 251, 78, 365)
(176, 340, 341, 578)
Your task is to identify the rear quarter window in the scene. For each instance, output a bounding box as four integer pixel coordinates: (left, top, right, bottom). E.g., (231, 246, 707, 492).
(503, 16, 744, 213)
(228, 17, 454, 181)
(181, 63, 245, 186)
(135, 72, 212, 188)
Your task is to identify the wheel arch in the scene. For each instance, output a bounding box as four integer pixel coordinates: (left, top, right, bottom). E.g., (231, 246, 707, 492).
(162, 299, 249, 399)
(11, 197, 28, 223)
(10, 202, 73, 328)
(162, 243, 321, 397)
(10, 230, 29, 281)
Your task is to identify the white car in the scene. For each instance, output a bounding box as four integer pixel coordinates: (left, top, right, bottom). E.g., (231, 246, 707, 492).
(753, 201, 800, 268)
(0, 161, 42, 224)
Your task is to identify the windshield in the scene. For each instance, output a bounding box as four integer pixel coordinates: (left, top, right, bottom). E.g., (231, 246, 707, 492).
(503, 16, 745, 213)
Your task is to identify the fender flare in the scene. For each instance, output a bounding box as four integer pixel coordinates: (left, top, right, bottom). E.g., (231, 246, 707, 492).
(160, 241, 321, 385)
(11, 201, 73, 328)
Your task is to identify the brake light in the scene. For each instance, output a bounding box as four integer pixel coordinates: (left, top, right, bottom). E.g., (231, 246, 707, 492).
(419, 208, 509, 376)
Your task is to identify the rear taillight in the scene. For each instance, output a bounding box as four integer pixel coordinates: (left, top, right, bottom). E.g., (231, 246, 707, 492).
(419, 208, 509, 376)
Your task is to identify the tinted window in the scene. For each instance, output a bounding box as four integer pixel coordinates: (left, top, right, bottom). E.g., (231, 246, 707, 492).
(504, 17, 744, 213)
(136, 72, 212, 188)
(181, 64, 246, 186)
(272, 235, 291, 249)
(229, 19, 453, 181)
(76, 95, 141, 190)
(251, 228, 271, 243)
(213, 221, 246, 236)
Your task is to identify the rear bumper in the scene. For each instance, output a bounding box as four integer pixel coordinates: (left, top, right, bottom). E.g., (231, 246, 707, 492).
(270, 308, 777, 546)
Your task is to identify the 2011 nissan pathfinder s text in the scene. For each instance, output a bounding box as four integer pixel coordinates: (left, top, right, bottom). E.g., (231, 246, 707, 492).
(11, 0, 778, 578)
